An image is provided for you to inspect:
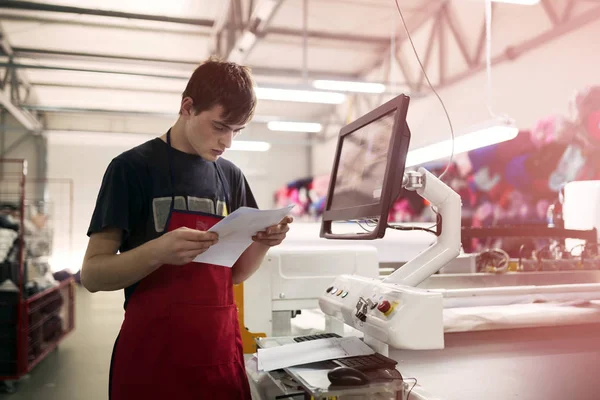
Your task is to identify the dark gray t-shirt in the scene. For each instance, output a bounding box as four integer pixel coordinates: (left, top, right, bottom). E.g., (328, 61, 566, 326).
(87, 137, 258, 307)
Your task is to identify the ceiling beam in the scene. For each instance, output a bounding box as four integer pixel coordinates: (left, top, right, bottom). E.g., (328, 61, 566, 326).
(0, 24, 42, 132)
(0, 10, 389, 46)
(1, 61, 189, 80)
(0, 0, 214, 27)
(225, 0, 286, 63)
(438, 4, 600, 90)
(263, 27, 389, 45)
(12, 47, 199, 68)
(0, 13, 210, 36)
(0, 88, 41, 131)
(22, 105, 176, 119)
(28, 82, 181, 95)
(0, 59, 364, 80)
(358, 1, 447, 76)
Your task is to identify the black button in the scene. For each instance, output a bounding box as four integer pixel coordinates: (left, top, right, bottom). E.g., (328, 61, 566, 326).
(326, 286, 334, 293)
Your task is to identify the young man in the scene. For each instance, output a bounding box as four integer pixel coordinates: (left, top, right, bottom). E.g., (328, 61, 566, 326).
(81, 58, 293, 400)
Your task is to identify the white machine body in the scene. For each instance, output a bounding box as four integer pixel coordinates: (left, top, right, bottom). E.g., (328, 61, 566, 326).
(319, 274, 444, 350)
(244, 245, 379, 336)
(319, 167, 461, 350)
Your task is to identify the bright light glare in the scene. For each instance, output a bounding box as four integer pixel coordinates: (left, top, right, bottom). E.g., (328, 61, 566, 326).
(405, 124, 519, 167)
(267, 121, 322, 133)
(255, 87, 346, 104)
(230, 140, 271, 152)
(491, 0, 539, 5)
(313, 80, 386, 94)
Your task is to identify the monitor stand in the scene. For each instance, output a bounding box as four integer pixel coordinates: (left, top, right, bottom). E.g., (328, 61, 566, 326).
(319, 166, 462, 353)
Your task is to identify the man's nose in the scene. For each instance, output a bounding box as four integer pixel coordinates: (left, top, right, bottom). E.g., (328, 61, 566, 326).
(220, 130, 234, 148)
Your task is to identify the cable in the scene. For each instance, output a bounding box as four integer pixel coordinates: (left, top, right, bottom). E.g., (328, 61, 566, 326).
(404, 377, 418, 400)
(393, 0, 455, 181)
(485, 0, 497, 119)
(356, 220, 373, 232)
(484, 0, 510, 121)
(351, 217, 439, 236)
(387, 224, 437, 235)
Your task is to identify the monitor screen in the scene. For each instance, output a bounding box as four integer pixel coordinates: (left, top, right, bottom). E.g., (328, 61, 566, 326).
(329, 110, 397, 212)
(321, 94, 411, 240)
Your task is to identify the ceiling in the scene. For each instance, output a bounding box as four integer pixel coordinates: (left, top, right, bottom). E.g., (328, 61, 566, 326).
(1, 0, 599, 139)
(0, 0, 442, 136)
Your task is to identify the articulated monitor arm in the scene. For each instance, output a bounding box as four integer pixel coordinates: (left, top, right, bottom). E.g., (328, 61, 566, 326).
(319, 167, 461, 350)
(383, 167, 462, 287)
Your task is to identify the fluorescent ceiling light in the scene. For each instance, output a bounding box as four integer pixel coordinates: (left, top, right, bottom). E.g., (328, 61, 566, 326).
(405, 119, 519, 167)
(255, 87, 346, 104)
(491, 0, 539, 4)
(313, 80, 386, 94)
(230, 140, 271, 152)
(267, 121, 322, 133)
(254, 0, 279, 26)
(45, 130, 271, 152)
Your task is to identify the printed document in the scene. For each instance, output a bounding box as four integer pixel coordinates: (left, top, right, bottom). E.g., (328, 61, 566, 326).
(193, 205, 294, 267)
(257, 336, 375, 372)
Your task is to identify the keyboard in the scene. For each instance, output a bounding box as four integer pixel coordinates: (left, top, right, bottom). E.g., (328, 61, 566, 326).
(293, 332, 342, 342)
(333, 352, 398, 371)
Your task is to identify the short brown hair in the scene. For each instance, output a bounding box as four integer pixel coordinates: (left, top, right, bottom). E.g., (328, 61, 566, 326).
(182, 57, 257, 125)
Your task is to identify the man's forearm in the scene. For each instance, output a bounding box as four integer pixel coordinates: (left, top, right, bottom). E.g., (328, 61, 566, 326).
(82, 241, 162, 293)
(232, 242, 269, 284)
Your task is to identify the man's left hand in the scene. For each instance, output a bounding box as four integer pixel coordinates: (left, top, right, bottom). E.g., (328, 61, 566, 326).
(252, 216, 293, 247)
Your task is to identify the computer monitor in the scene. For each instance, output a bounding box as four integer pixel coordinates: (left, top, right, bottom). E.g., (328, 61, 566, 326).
(320, 94, 411, 240)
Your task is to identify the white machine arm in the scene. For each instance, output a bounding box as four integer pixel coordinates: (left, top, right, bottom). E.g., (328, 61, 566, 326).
(384, 167, 462, 286)
(319, 167, 462, 351)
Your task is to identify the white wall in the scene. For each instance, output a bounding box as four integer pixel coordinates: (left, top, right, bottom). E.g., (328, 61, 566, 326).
(46, 128, 308, 272)
(311, 2, 600, 175)
(406, 15, 600, 150)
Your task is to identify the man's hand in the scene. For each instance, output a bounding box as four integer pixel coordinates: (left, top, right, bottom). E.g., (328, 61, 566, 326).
(154, 227, 219, 265)
(252, 216, 293, 247)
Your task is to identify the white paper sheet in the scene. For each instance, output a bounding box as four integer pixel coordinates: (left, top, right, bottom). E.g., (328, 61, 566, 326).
(193, 205, 294, 267)
(256, 336, 375, 372)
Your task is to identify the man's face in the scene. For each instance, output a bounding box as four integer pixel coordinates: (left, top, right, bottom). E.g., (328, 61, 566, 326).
(182, 101, 246, 161)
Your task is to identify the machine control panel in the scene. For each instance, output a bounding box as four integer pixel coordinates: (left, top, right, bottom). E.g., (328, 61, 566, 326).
(322, 282, 400, 321)
(319, 274, 445, 350)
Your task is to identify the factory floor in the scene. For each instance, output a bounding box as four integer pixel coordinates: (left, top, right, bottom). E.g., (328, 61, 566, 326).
(0, 286, 124, 400)
(0, 285, 332, 400)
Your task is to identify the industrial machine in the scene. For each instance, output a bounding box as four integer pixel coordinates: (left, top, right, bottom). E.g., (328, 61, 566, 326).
(247, 92, 600, 400)
(243, 245, 379, 337)
(317, 93, 461, 354)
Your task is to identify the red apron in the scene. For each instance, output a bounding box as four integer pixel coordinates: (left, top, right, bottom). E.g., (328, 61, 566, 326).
(109, 131, 251, 399)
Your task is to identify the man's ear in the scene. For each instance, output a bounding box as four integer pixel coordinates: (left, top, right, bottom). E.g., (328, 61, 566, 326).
(180, 97, 194, 116)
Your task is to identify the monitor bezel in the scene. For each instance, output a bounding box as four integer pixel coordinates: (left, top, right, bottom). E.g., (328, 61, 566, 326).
(320, 94, 411, 240)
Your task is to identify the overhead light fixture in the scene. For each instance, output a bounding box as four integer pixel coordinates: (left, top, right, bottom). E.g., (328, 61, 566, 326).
(491, 0, 539, 4)
(228, 31, 257, 63)
(254, 0, 280, 28)
(312, 80, 386, 94)
(405, 119, 519, 167)
(255, 87, 346, 104)
(267, 121, 322, 133)
(45, 130, 271, 152)
(230, 140, 271, 152)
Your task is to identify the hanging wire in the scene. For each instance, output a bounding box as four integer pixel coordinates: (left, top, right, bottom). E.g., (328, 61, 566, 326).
(393, 0, 455, 181)
(485, 0, 497, 119)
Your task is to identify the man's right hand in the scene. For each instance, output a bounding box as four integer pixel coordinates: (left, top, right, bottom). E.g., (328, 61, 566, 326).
(154, 227, 219, 266)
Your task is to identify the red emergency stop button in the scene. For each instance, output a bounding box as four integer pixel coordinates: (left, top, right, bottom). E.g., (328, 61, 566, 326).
(377, 300, 391, 314)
